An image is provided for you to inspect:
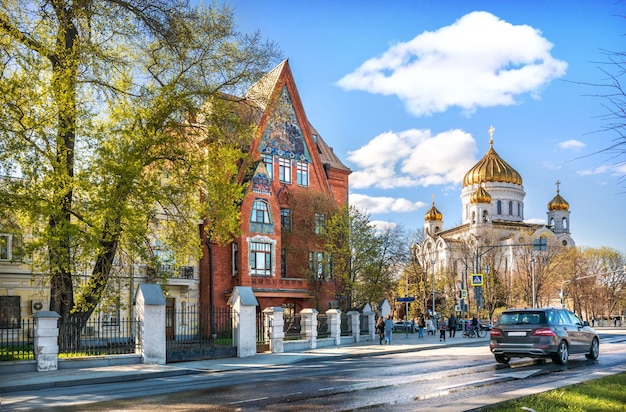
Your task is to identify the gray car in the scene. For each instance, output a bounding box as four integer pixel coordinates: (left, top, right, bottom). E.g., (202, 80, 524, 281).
(489, 308, 599, 365)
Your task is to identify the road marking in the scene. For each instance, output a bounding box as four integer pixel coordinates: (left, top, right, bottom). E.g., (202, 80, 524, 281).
(494, 369, 541, 379)
(437, 377, 499, 390)
(230, 396, 268, 405)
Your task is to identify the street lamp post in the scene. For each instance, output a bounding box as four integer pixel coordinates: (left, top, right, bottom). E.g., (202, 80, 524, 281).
(431, 258, 436, 317)
(531, 257, 536, 308)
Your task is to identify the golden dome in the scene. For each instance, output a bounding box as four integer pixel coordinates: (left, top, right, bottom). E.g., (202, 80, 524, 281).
(548, 182, 569, 211)
(470, 185, 492, 204)
(424, 196, 443, 221)
(462, 128, 522, 187)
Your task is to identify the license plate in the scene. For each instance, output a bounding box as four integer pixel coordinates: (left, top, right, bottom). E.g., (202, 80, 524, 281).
(508, 331, 526, 337)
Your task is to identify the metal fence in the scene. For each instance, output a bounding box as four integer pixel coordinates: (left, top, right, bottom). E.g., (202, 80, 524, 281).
(340, 313, 352, 336)
(166, 305, 235, 362)
(0, 318, 34, 361)
(283, 314, 302, 339)
(59, 317, 140, 357)
(317, 314, 330, 338)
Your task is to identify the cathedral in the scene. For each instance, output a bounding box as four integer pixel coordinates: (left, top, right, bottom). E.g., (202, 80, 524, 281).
(414, 126, 574, 313)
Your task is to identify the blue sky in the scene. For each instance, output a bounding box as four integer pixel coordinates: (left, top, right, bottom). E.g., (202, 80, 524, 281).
(217, 1, 625, 252)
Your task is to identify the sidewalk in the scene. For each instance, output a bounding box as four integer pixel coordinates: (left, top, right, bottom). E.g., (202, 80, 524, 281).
(1, 331, 472, 394)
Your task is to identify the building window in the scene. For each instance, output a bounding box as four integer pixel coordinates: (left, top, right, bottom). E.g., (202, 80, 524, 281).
(497, 200, 502, 215)
(280, 208, 292, 231)
(508, 201, 513, 215)
(261, 154, 273, 180)
(232, 243, 238, 276)
(0, 234, 11, 260)
(0, 296, 20, 329)
(309, 252, 329, 280)
(315, 213, 325, 234)
(296, 161, 309, 186)
(251, 199, 271, 223)
(281, 248, 287, 277)
(518, 202, 522, 217)
(279, 158, 291, 183)
(250, 242, 272, 276)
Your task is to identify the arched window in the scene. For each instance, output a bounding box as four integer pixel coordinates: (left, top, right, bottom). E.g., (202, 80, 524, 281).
(482, 210, 489, 222)
(497, 200, 502, 215)
(471, 211, 476, 224)
(251, 199, 271, 223)
(508, 201, 513, 215)
(562, 217, 568, 230)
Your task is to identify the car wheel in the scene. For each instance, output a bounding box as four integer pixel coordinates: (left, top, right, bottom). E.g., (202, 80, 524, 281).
(585, 338, 599, 360)
(495, 355, 510, 364)
(552, 340, 569, 365)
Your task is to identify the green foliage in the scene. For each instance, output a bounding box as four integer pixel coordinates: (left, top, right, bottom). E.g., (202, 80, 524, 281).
(482, 372, 626, 412)
(323, 206, 405, 311)
(0, 0, 280, 323)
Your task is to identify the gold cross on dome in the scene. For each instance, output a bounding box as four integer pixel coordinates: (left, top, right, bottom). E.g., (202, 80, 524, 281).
(556, 180, 561, 193)
(488, 125, 495, 144)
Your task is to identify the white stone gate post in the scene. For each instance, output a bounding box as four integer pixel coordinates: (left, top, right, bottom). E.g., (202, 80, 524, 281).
(300, 308, 318, 349)
(33, 311, 60, 372)
(326, 309, 341, 345)
(347, 310, 361, 343)
(228, 286, 258, 358)
(135, 283, 166, 365)
(263, 307, 285, 353)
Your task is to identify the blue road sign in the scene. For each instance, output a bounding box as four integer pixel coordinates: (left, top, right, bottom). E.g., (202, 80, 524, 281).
(471, 274, 484, 286)
(397, 296, 416, 302)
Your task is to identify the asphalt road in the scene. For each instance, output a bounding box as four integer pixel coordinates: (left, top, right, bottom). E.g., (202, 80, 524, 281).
(4, 331, 626, 411)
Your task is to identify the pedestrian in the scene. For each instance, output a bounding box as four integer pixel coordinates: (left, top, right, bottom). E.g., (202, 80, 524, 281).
(448, 313, 457, 338)
(614, 317, 618, 327)
(376, 316, 385, 345)
(384, 315, 394, 345)
(418, 315, 425, 338)
(439, 316, 447, 342)
(427, 316, 436, 336)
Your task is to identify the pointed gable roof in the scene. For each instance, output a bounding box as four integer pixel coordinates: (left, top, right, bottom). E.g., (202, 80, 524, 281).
(245, 59, 287, 111)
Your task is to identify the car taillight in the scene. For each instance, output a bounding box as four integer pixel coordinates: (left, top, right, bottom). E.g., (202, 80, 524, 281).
(532, 327, 556, 337)
(490, 328, 503, 337)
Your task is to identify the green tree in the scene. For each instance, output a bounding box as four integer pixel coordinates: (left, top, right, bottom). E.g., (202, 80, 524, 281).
(323, 206, 379, 312)
(0, 1, 279, 340)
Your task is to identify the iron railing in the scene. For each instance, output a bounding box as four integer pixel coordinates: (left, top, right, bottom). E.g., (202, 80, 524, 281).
(0, 318, 34, 361)
(59, 317, 140, 357)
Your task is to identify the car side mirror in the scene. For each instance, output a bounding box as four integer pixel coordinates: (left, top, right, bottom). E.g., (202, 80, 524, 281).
(583, 321, 590, 327)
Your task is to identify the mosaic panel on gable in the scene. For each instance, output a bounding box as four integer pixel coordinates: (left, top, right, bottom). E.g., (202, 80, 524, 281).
(259, 86, 312, 162)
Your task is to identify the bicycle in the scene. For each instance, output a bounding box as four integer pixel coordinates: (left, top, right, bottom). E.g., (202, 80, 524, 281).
(463, 324, 487, 338)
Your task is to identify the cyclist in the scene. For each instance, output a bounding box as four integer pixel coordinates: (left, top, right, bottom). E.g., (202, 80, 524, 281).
(471, 314, 479, 331)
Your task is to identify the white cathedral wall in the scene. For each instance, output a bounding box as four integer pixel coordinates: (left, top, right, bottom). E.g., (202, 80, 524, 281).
(461, 182, 526, 224)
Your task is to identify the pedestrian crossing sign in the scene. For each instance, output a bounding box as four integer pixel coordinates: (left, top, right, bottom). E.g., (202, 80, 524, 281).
(471, 274, 484, 286)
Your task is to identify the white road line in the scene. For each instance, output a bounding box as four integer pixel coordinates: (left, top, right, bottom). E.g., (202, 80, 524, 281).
(230, 396, 269, 405)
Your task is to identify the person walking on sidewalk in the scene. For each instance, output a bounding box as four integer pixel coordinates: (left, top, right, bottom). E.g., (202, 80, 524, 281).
(427, 316, 436, 336)
(376, 316, 385, 344)
(439, 316, 447, 341)
(384, 315, 394, 345)
(448, 313, 458, 338)
(418, 315, 426, 338)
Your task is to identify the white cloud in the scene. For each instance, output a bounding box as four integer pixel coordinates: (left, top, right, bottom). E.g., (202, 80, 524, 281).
(558, 140, 585, 150)
(349, 193, 426, 214)
(578, 165, 613, 176)
(336, 11, 567, 116)
(347, 128, 476, 189)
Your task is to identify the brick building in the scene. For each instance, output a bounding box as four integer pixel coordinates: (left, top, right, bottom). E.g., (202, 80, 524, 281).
(200, 60, 351, 315)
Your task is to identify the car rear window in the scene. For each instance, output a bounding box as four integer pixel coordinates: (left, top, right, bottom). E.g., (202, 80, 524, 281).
(498, 311, 546, 325)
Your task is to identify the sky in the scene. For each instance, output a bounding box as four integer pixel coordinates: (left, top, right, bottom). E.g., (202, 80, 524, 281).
(215, 0, 625, 253)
